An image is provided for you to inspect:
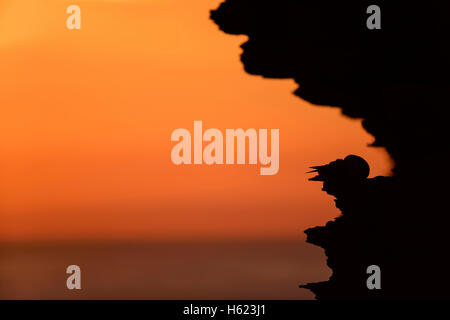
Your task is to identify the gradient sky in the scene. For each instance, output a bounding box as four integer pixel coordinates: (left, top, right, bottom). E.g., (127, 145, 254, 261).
(0, 0, 392, 242)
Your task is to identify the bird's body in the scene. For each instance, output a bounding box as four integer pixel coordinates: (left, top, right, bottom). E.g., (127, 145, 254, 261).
(308, 155, 370, 182)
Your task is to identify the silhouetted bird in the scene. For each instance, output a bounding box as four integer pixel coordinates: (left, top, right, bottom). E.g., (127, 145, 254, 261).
(308, 155, 370, 182)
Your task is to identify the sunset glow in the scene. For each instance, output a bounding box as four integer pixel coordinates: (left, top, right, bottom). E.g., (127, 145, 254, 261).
(0, 0, 392, 242)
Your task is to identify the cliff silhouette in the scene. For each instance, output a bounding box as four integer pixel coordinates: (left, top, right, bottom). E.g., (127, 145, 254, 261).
(211, 0, 450, 298)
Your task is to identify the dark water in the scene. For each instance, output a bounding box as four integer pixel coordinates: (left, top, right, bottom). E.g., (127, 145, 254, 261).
(0, 239, 329, 299)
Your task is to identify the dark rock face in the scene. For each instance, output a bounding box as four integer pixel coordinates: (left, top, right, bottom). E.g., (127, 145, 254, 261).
(211, 1, 450, 298)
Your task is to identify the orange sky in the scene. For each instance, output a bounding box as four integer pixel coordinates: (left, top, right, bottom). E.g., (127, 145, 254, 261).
(0, 0, 392, 242)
